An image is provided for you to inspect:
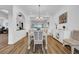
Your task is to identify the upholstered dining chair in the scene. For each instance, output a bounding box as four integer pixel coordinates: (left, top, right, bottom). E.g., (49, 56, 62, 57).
(33, 30, 43, 52)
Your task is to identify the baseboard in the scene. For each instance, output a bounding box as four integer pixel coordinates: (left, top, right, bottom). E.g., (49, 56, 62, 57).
(8, 36, 27, 47)
(14, 36, 26, 45)
(50, 35, 63, 45)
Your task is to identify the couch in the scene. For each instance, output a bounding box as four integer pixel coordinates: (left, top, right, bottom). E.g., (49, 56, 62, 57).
(63, 30, 79, 54)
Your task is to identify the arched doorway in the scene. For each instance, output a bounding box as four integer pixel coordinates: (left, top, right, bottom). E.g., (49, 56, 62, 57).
(0, 10, 8, 48)
(16, 12, 25, 31)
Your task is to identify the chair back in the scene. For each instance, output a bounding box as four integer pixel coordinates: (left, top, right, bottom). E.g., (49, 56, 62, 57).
(34, 31, 39, 40)
(34, 30, 43, 44)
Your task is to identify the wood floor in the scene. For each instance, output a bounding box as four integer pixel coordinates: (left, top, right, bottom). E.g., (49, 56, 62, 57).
(0, 36, 71, 54)
(0, 34, 8, 48)
(48, 36, 71, 54)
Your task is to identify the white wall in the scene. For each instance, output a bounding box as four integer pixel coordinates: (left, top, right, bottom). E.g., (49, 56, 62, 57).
(50, 5, 79, 40)
(48, 16, 55, 35)
(8, 6, 27, 44)
(2, 19, 8, 29)
(8, 6, 14, 44)
(0, 12, 8, 28)
(0, 11, 8, 19)
(24, 15, 31, 32)
(0, 19, 3, 28)
(67, 6, 79, 30)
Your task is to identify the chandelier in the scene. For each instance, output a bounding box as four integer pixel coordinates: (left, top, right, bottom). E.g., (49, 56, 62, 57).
(36, 5, 43, 20)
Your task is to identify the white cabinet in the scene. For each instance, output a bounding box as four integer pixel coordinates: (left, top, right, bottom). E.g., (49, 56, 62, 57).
(56, 30, 64, 43)
(55, 30, 70, 43)
(63, 30, 71, 39)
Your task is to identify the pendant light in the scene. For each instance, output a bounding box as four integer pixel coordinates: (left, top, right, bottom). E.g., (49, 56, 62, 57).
(38, 5, 40, 19)
(36, 5, 41, 20)
(36, 5, 43, 20)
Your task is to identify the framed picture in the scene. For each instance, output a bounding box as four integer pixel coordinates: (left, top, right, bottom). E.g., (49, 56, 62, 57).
(59, 12, 67, 24)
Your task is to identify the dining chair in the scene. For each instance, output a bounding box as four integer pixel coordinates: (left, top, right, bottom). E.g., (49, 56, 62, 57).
(33, 30, 43, 52)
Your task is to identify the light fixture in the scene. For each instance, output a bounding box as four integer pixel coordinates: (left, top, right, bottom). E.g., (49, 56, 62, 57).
(36, 5, 43, 20)
(38, 5, 40, 18)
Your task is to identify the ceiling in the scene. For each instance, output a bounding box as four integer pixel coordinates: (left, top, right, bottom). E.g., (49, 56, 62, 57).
(17, 5, 64, 16)
(0, 5, 12, 10)
(0, 11, 8, 19)
(0, 5, 64, 20)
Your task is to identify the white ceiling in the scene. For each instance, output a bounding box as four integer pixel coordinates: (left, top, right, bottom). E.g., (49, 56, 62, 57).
(0, 5, 12, 11)
(17, 5, 64, 16)
(0, 5, 63, 18)
(0, 5, 12, 19)
(0, 11, 8, 19)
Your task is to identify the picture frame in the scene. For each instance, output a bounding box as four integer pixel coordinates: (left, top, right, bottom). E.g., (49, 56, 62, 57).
(59, 12, 67, 24)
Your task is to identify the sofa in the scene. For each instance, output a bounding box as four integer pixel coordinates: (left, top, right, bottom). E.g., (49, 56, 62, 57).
(63, 30, 79, 54)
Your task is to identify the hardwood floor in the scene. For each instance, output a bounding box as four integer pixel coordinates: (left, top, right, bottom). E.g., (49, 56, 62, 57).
(0, 36, 71, 54)
(0, 34, 8, 48)
(48, 36, 71, 54)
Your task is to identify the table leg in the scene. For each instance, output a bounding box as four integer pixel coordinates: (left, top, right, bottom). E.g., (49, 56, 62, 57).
(45, 35, 47, 50)
(28, 35, 30, 49)
(71, 47, 74, 54)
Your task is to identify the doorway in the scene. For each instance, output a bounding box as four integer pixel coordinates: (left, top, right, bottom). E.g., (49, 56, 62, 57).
(0, 12, 8, 48)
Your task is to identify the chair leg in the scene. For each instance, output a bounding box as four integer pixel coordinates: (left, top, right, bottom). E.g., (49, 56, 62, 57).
(33, 44, 35, 52)
(63, 41, 65, 47)
(45, 43, 48, 50)
(28, 35, 30, 50)
(42, 44, 44, 52)
(63, 44, 65, 47)
(28, 46, 30, 50)
(71, 47, 74, 54)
